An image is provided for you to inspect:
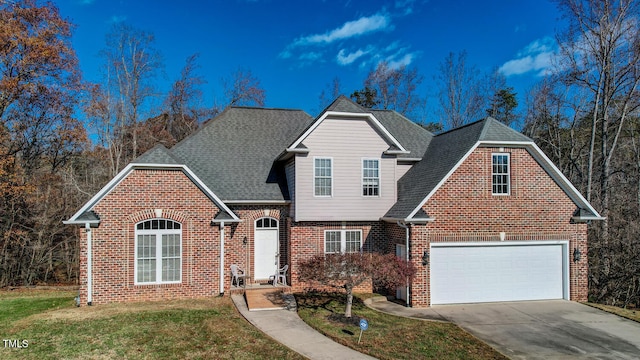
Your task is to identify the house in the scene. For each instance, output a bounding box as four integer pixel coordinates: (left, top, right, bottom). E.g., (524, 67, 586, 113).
(64, 96, 602, 307)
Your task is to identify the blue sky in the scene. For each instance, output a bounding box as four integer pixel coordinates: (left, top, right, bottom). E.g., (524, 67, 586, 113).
(56, 0, 564, 120)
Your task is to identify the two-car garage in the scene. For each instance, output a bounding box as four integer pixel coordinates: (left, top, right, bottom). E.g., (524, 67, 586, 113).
(429, 241, 569, 305)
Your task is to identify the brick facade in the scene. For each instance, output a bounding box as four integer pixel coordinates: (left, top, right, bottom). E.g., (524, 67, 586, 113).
(406, 147, 589, 307)
(288, 221, 387, 293)
(76, 145, 590, 308)
(79, 169, 222, 305)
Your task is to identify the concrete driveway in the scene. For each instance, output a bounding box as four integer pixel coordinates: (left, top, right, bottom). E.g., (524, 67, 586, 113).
(433, 300, 640, 359)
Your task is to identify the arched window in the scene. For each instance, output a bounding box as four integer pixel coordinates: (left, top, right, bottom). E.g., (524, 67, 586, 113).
(255, 217, 278, 229)
(135, 219, 182, 284)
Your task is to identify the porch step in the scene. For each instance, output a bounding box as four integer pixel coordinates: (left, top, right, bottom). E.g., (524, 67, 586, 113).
(245, 288, 296, 311)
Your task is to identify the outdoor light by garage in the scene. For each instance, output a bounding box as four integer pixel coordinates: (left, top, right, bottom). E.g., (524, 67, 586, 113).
(422, 250, 429, 265)
(573, 248, 581, 262)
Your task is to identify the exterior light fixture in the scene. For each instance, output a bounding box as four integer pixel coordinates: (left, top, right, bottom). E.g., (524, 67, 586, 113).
(573, 248, 581, 262)
(243, 236, 248, 245)
(422, 250, 429, 266)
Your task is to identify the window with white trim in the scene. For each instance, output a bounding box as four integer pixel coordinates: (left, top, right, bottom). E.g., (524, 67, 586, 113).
(135, 219, 182, 284)
(324, 230, 362, 254)
(362, 159, 380, 196)
(492, 153, 510, 195)
(314, 157, 332, 196)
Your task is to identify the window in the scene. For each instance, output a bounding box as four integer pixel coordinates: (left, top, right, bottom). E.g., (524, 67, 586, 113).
(492, 153, 510, 195)
(314, 157, 332, 196)
(362, 159, 380, 196)
(135, 219, 182, 284)
(324, 230, 362, 254)
(256, 217, 278, 228)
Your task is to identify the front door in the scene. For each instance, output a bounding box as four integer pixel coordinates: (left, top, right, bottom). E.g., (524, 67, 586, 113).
(254, 217, 279, 280)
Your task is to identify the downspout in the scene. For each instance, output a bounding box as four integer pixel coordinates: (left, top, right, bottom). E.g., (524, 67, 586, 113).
(219, 221, 225, 295)
(85, 223, 93, 306)
(397, 221, 410, 307)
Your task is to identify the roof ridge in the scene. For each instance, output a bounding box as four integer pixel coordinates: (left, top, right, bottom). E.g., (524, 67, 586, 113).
(435, 118, 485, 137)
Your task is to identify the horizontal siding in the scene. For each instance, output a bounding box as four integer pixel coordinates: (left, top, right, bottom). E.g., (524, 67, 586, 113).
(295, 117, 398, 221)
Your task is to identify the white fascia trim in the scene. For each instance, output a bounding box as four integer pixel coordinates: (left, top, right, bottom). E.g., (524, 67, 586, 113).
(65, 163, 240, 223)
(62, 220, 100, 225)
(384, 149, 411, 155)
(407, 142, 481, 219)
(380, 216, 435, 224)
(211, 218, 243, 224)
(286, 111, 408, 153)
(572, 215, 606, 222)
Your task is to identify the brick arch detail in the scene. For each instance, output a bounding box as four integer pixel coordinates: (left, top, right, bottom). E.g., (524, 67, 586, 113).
(127, 209, 189, 224)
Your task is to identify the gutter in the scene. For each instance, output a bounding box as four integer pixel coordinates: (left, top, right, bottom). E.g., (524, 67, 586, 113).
(85, 223, 93, 306)
(396, 221, 410, 307)
(218, 221, 225, 295)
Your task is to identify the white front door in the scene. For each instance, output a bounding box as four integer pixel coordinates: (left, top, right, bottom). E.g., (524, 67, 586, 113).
(396, 244, 407, 301)
(254, 218, 279, 280)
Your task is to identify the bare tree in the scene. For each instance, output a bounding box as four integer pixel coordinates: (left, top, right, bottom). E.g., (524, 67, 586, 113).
(435, 51, 486, 129)
(163, 53, 207, 142)
(100, 22, 162, 162)
(213, 68, 266, 114)
(318, 77, 342, 111)
(555, 0, 640, 240)
(356, 61, 424, 117)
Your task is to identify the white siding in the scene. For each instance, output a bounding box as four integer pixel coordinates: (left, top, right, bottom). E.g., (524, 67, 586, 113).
(294, 117, 398, 221)
(396, 163, 413, 180)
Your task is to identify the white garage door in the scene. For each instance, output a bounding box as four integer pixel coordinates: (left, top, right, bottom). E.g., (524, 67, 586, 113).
(430, 242, 567, 305)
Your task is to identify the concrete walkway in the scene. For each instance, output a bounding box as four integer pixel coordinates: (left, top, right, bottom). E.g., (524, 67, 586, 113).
(231, 294, 376, 360)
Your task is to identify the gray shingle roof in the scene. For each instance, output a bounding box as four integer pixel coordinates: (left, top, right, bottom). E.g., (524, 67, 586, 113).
(134, 144, 182, 165)
(169, 106, 314, 201)
(384, 117, 532, 219)
(324, 95, 368, 113)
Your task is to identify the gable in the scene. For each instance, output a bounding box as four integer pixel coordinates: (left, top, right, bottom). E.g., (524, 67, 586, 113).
(302, 117, 391, 154)
(65, 163, 239, 225)
(287, 111, 409, 156)
(384, 117, 602, 223)
(423, 147, 579, 228)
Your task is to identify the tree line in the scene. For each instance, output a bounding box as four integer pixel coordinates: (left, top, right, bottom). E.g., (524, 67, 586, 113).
(1, 0, 638, 309)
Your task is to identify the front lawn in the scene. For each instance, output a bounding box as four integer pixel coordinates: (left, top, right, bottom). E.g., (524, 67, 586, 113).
(0, 288, 303, 360)
(296, 292, 507, 360)
(587, 302, 640, 322)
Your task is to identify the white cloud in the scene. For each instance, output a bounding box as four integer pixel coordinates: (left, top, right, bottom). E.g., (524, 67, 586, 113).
(386, 52, 416, 69)
(395, 0, 415, 15)
(336, 47, 372, 65)
(293, 13, 391, 46)
(499, 37, 556, 77)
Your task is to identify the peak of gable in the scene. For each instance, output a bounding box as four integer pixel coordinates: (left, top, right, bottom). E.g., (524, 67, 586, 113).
(479, 117, 532, 142)
(134, 144, 182, 165)
(322, 95, 368, 115)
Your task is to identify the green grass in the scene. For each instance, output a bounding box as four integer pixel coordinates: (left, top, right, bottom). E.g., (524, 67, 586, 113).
(296, 292, 508, 360)
(587, 302, 640, 323)
(0, 289, 303, 360)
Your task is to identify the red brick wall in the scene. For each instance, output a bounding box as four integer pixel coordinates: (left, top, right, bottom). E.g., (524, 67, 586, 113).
(407, 147, 589, 307)
(222, 205, 290, 284)
(79, 169, 223, 305)
(289, 221, 385, 293)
